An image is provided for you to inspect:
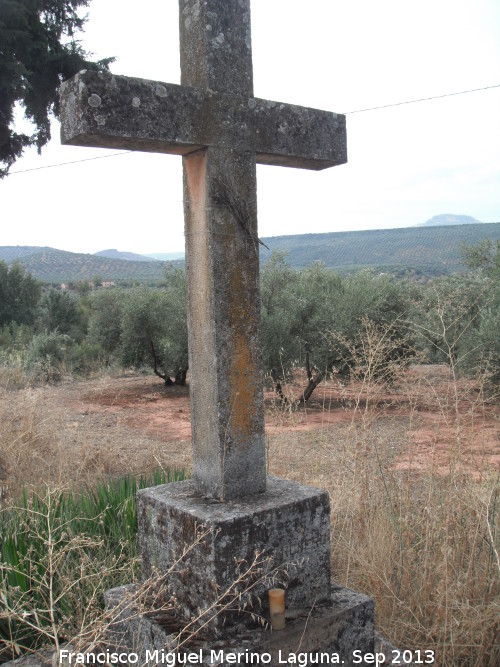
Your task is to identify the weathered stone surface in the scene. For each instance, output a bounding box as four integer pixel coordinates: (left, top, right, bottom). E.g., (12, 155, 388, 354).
(60, 70, 346, 171)
(138, 477, 331, 621)
(183, 147, 265, 500)
(254, 99, 346, 170)
(59, 72, 206, 154)
(179, 0, 254, 96)
(257, 586, 375, 666)
(104, 584, 375, 666)
(104, 584, 175, 657)
(6, 654, 52, 667)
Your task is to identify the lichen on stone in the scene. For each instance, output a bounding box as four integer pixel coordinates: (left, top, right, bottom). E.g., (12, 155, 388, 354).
(88, 94, 101, 108)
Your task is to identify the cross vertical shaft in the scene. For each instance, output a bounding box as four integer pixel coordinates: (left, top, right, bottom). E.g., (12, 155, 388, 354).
(183, 148, 265, 500)
(180, 0, 265, 500)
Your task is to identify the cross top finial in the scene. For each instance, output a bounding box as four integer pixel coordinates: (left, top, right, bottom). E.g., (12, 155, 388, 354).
(180, 0, 254, 95)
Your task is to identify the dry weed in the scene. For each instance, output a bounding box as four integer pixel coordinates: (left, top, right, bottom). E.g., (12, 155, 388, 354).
(267, 332, 499, 666)
(1, 492, 286, 664)
(1, 331, 498, 665)
(0, 388, 65, 494)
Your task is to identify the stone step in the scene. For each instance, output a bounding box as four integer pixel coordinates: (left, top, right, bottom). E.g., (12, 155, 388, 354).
(104, 583, 375, 667)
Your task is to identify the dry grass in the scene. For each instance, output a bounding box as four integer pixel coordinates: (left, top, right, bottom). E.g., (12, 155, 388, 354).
(0, 377, 189, 501)
(0, 355, 30, 392)
(1, 361, 499, 665)
(267, 370, 499, 666)
(0, 387, 67, 494)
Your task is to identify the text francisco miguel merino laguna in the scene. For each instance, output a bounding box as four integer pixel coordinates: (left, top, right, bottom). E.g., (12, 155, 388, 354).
(58, 648, 379, 665)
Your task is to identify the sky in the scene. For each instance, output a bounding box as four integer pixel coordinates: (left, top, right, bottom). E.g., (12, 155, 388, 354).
(1, 0, 499, 255)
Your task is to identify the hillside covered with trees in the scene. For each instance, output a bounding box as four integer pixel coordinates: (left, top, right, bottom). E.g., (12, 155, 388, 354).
(261, 222, 500, 276)
(2, 222, 500, 283)
(1, 239, 499, 393)
(0, 247, 172, 283)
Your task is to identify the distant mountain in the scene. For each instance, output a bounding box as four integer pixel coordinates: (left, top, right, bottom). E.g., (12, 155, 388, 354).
(94, 249, 157, 262)
(259, 222, 500, 277)
(0, 246, 54, 262)
(145, 252, 185, 261)
(418, 214, 481, 227)
(1, 247, 177, 283)
(3, 222, 500, 282)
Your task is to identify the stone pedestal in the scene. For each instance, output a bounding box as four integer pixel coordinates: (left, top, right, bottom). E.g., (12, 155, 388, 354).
(104, 584, 375, 666)
(101, 475, 376, 664)
(138, 476, 331, 623)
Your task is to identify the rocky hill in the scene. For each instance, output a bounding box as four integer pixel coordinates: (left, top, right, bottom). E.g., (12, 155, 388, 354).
(418, 214, 481, 226)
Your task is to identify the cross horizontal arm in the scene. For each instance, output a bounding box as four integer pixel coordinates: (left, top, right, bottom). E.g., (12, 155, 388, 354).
(253, 99, 346, 171)
(60, 71, 206, 155)
(60, 71, 347, 171)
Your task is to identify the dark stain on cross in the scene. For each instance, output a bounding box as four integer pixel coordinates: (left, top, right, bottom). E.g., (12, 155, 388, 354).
(60, 0, 347, 502)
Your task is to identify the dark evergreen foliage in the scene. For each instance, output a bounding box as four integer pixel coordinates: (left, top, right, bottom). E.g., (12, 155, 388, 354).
(0, 260, 41, 326)
(38, 287, 85, 339)
(0, 0, 113, 176)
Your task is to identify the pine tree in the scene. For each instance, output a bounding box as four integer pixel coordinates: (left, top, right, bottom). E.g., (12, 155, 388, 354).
(0, 0, 113, 177)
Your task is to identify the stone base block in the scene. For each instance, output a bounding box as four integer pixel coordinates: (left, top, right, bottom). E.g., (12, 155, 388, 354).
(104, 584, 374, 666)
(137, 476, 331, 623)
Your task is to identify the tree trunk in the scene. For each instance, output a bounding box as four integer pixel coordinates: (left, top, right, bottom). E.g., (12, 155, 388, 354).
(275, 381, 289, 406)
(299, 370, 324, 403)
(305, 349, 313, 382)
(174, 368, 188, 385)
(149, 340, 173, 385)
(298, 350, 324, 402)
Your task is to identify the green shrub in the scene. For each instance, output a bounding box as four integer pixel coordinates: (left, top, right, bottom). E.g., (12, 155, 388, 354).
(0, 468, 186, 661)
(25, 330, 72, 382)
(65, 340, 103, 377)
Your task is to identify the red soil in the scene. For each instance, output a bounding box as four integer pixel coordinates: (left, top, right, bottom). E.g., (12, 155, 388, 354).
(75, 366, 499, 478)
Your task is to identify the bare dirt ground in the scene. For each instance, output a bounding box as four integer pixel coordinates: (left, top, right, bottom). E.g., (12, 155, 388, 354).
(2, 365, 498, 665)
(2, 364, 497, 494)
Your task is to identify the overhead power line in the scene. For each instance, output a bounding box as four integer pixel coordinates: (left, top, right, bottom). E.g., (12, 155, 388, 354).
(5, 83, 500, 176)
(344, 83, 500, 114)
(7, 151, 133, 175)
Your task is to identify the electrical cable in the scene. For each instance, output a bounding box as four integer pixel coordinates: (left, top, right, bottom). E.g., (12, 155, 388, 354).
(344, 84, 500, 114)
(5, 83, 500, 176)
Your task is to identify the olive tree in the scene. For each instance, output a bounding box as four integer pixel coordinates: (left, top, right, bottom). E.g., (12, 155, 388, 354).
(260, 253, 301, 397)
(260, 256, 415, 402)
(37, 288, 86, 340)
(87, 288, 126, 358)
(410, 273, 489, 373)
(119, 267, 188, 385)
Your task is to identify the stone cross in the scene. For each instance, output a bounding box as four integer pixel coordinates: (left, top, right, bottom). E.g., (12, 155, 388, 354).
(60, 0, 346, 501)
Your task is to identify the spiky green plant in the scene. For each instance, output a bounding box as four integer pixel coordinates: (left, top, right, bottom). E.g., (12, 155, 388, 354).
(0, 468, 185, 661)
